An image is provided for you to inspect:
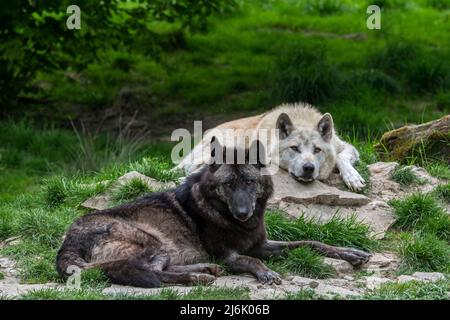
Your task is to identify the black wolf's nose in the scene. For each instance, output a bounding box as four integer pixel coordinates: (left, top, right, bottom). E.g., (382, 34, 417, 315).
(237, 207, 250, 216)
(303, 163, 315, 174)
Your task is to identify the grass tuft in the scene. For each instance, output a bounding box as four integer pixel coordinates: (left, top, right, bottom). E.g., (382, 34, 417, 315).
(112, 178, 151, 204)
(265, 211, 378, 251)
(397, 232, 450, 273)
(362, 279, 449, 300)
(390, 193, 445, 231)
(130, 156, 182, 182)
(433, 183, 450, 203)
(268, 247, 334, 279)
(391, 166, 422, 186)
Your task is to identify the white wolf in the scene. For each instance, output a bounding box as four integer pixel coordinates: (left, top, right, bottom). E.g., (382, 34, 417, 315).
(175, 103, 366, 191)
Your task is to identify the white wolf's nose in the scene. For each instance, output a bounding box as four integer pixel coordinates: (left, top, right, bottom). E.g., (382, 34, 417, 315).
(303, 163, 315, 174)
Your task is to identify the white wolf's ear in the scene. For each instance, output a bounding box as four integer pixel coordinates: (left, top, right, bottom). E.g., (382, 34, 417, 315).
(276, 113, 294, 139)
(317, 113, 333, 142)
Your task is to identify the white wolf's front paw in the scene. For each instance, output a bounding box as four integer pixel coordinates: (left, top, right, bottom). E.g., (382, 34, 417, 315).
(341, 166, 366, 192)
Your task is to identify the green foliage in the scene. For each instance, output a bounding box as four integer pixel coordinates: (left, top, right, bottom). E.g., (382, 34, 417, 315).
(433, 183, 450, 203)
(268, 247, 334, 279)
(130, 157, 182, 182)
(397, 232, 450, 273)
(391, 166, 421, 186)
(285, 288, 319, 300)
(20, 286, 250, 300)
(112, 178, 151, 204)
(369, 40, 450, 94)
(271, 43, 342, 104)
(362, 280, 449, 300)
(303, 0, 344, 15)
(425, 162, 450, 180)
(390, 193, 449, 240)
(265, 211, 378, 251)
(0, 0, 235, 105)
(427, 0, 450, 10)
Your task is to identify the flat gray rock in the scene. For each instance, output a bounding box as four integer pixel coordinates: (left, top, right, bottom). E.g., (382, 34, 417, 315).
(0, 283, 62, 298)
(102, 284, 194, 297)
(269, 170, 370, 207)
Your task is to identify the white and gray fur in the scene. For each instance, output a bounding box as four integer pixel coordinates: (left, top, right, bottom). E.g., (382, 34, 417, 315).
(175, 103, 366, 191)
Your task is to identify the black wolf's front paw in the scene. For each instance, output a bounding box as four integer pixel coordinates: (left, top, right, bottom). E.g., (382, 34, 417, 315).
(256, 269, 282, 285)
(338, 248, 371, 267)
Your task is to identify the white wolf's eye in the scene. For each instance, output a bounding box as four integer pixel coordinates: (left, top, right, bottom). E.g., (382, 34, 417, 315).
(314, 147, 322, 154)
(290, 146, 300, 152)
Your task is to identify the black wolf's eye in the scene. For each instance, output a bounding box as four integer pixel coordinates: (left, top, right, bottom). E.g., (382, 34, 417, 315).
(225, 182, 233, 187)
(290, 146, 300, 152)
(314, 147, 322, 154)
(246, 180, 255, 185)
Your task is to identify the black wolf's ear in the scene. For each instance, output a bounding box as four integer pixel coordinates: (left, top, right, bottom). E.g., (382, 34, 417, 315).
(210, 136, 224, 169)
(248, 139, 266, 168)
(276, 113, 294, 140)
(317, 113, 333, 142)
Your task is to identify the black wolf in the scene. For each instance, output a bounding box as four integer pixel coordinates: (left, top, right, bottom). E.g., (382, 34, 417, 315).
(56, 138, 370, 287)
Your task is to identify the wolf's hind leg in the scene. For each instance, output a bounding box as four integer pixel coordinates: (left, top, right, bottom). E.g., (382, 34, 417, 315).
(166, 263, 224, 276)
(101, 249, 170, 288)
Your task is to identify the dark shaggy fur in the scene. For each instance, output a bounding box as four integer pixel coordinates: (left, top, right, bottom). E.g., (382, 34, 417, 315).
(56, 141, 371, 287)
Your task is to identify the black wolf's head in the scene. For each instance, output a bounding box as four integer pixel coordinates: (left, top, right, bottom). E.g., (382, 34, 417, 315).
(200, 137, 273, 222)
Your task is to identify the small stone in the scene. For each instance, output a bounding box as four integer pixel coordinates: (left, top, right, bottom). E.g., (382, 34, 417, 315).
(102, 284, 193, 297)
(314, 283, 361, 298)
(323, 258, 353, 274)
(397, 275, 417, 284)
(365, 276, 393, 290)
(411, 272, 445, 282)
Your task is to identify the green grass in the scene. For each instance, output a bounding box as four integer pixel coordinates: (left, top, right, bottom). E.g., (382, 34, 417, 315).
(31, 0, 450, 138)
(284, 288, 320, 300)
(396, 232, 450, 274)
(20, 286, 250, 300)
(361, 279, 449, 300)
(1, 0, 450, 300)
(268, 247, 334, 279)
(265, 211, 378, 251)
(433, 183, 450, 203)
(112, 178, 152, 205)
(391, 166, 422, 186)
(389, 193, 450, 240)
(425, 162, 450, 180)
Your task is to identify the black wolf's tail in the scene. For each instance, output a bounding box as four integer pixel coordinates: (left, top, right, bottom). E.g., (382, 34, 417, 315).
(56, 246, 161, 288)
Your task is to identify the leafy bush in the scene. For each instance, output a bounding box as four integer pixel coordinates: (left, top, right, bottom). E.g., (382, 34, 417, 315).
(0, 0, 235, 107)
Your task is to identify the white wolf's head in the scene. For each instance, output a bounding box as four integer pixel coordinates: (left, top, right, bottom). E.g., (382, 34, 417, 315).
(276, 112, 337, 182)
